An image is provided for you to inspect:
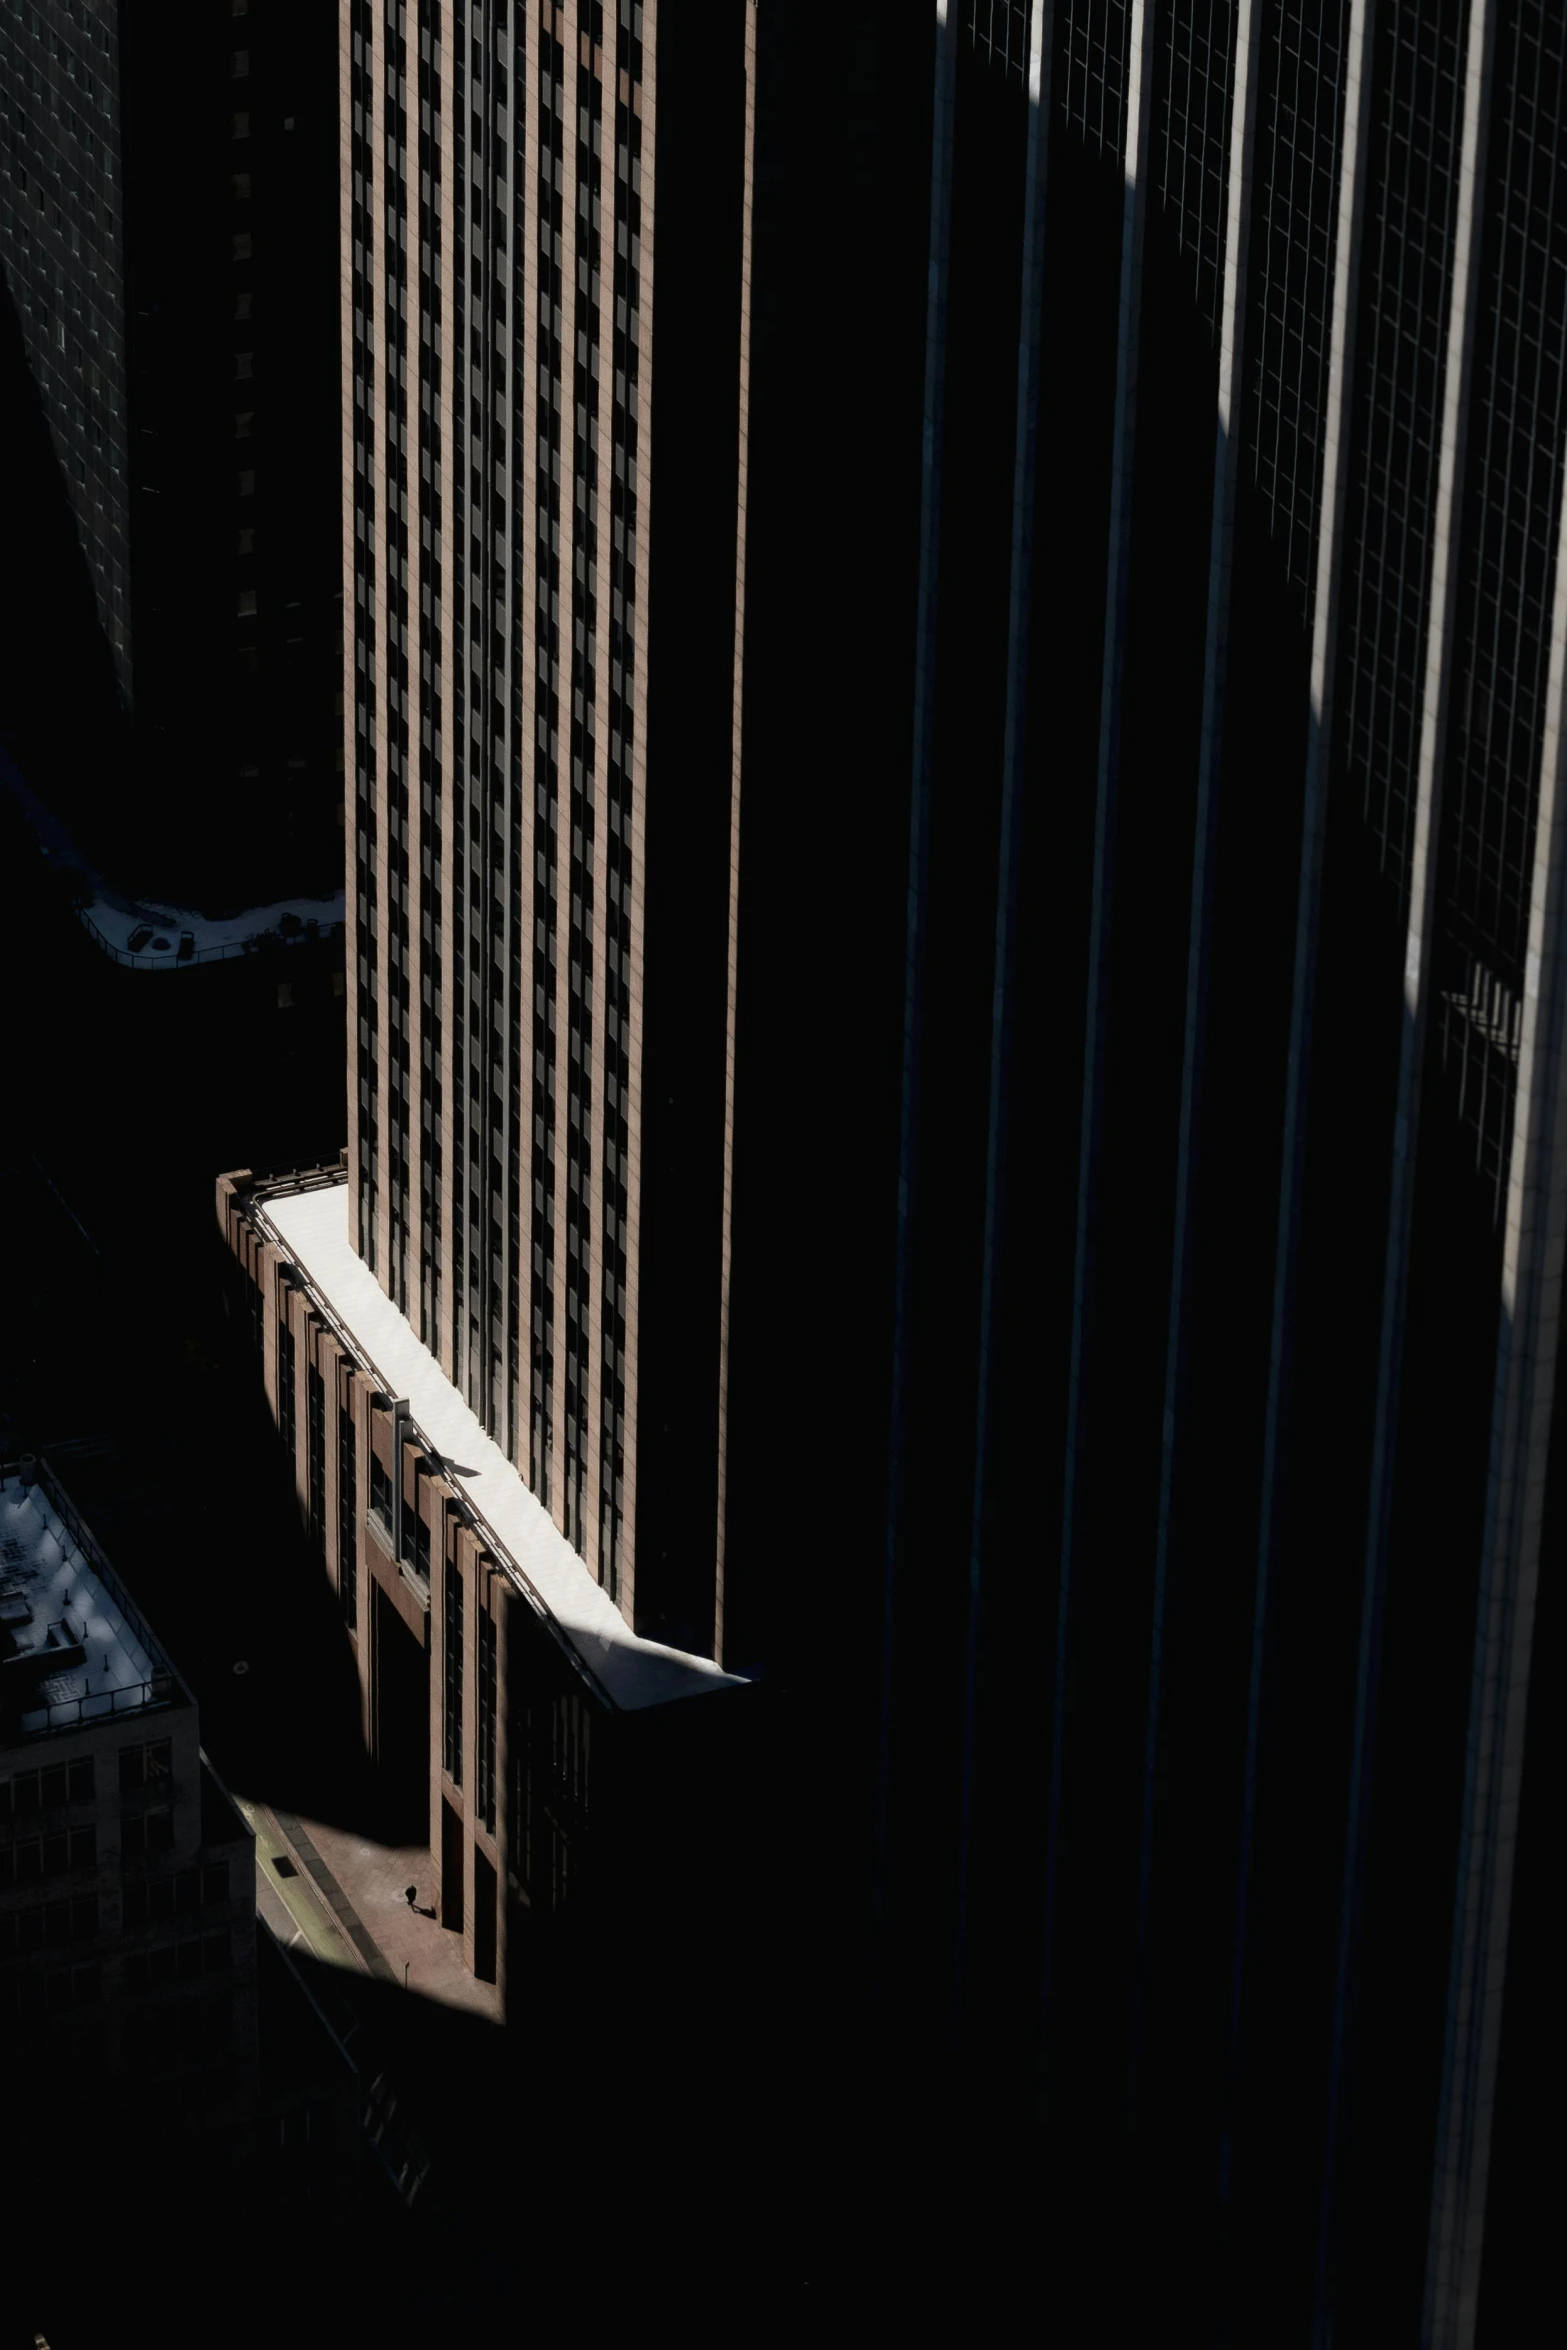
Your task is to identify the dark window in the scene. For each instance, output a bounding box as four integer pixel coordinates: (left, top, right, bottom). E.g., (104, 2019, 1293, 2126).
(444, 1556, 465, 1784)
(1153, 0, 1238, 337)
(965, 0, 1031, 83)
(308, 1364, 328, 1558)
(41, 1765, 68, 1808)
(370, 1446, 394, 1529)
(278, 1319, 298, 1463)
(67, 1759, 94, 1804)
(477, 1604, 496, 1833)
(1432, 0, 1567, 1215)
(339, 1393, 359, 1629)
(1058, 0, 1132, 161)
(1245, 0, 1354, 618)
(1335, 0, 1470, 904)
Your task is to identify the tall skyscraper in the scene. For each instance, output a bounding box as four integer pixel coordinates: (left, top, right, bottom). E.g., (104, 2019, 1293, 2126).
(0, 0, 341, 905)
(871, 3, 1563, 2341)
(221, 0, 794, 2080)
(344, 0, 756, 1658)
(215, 0, 1555, 2329)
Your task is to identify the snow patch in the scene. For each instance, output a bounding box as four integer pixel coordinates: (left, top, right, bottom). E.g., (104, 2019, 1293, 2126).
(257, 1179, 745, 1714)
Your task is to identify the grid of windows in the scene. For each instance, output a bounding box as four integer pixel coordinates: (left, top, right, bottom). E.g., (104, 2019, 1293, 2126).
(307, 1361, 327, 1558)
(450, 0, 469, 1389)
(338, 1385, 359, 1630)
(0, 1, 132, 689)
(532, 20, 565, 1509)
(1245, 0, 1353, 620)
(383, 0, 415, 1316)
(1335, 0, 1471, 905)
(347, 0, 643, 1610)
(1058, 0, 1132, 164)
(965, 0, 1032, 85)
(415, 0, 446, 1357)
(562, 56, 605, 1553)
(350, 0, 381, 1267)
(122, 1862, 229, 1926)
(408, 1495, 432, 1583)
(506, 15, 528, 1467)
(0, 1825, 97, 1887)
(277, 1317, 296, 1465)
(1434, 0, 1567, 1216)
(510, 1651, 591, 1918)
(545, 1683, 587, 1913)
(369, 1445, 394, 1534)
(0, 1759, 95, 1816)
(1153, 0, 1237, 338)
(477, 1600, 496, 1833)
(0, 1894, 98, 1955)
(443, 1552, 464, 1783)
(597, 6, 643, 1603)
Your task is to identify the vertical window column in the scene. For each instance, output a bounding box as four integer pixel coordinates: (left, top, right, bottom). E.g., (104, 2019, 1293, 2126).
(444, 1551, 465, 1783)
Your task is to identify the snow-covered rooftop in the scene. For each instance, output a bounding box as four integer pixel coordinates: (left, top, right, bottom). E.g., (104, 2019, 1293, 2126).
(0, 1474, 174, 1741)
(255, 1178, 744, 1715)
(78, 889, 345, 969)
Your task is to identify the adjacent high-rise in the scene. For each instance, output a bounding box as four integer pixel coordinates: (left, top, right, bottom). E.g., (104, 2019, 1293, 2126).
(221, 2, 1558, 2332)
(873, 3, 1564, 2341)
(0, 0, 341, 905)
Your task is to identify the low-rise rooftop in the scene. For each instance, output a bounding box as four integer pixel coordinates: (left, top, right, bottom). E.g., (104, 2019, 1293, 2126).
(0, 1466, 175, 1741)
(251, 1175, 745, 1713)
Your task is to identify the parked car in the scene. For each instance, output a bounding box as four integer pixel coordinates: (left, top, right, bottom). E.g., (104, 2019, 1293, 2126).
(177, 930, 195, 962)
(127, 924, 153, 953)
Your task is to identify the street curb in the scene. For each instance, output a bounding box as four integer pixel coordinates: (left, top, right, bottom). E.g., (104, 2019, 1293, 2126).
(268, 1804, 400, 1984)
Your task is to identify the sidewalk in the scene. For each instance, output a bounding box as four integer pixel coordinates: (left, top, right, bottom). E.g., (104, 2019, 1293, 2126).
(267, 1805, 502, 2023)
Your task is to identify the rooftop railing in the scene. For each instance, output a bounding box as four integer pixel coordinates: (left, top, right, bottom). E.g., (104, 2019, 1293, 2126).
(75, 904, 345, 972)
(0, 1455, 185, 1741)
(13, 1669, 175, 1738)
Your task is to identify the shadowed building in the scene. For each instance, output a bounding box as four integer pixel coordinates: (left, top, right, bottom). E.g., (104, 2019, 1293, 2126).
(0, 1452, 258, 2177)
(210, 4, 1557, 2333)
(0, 0, 341, 905)
(871, 4, 1565, 2342)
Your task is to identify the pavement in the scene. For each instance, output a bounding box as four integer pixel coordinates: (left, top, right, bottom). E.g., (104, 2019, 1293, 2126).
(235, 1791, 501, 2021)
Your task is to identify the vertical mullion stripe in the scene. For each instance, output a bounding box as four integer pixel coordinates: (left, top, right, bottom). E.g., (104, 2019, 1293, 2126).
(1048, 0, 1156, 2058)
(712, 0, 758, 1667)
(877, 0, 959, 1939)
(958, 0, 1055, 2022)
